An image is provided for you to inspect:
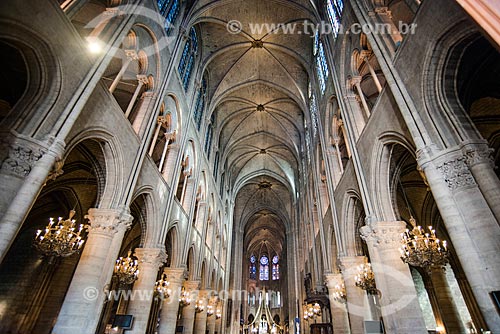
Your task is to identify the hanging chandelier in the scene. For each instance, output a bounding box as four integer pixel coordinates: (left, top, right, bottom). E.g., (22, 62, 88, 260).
(215, 307, 222, 319)
(179, 287, 191, 307)
(332, 283, 346, 302)
(155, 272, 171, 298)
(114, 250, 139, 284)
(354, 263, 377, 295)
(303, 302, 321, 320)
(207, 304, 214, 317)
(34, 210, 86, 258)
(400, 217, 449, 270)
(195, 299, 205, 313)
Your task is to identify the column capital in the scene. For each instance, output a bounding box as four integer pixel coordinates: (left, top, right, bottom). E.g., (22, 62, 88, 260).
(360, 220, 406, 248)
(134, 247, 167, 268)
(85, 208, 133, 235)
(435, 155, 476, 190)
(338, 256, 367, 273)
(184, 280, 201, 291)
(323, 273, 344, 290)
(348, 75, 362, 87)
(461, 141, 495, 168)
(164, 267, 187, 284)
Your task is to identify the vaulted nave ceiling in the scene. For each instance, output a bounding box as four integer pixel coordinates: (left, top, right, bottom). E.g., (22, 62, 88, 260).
(192, 0, 316, 220)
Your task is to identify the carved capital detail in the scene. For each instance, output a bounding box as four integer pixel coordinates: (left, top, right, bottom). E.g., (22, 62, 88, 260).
(134, 248, 167, 268)
(86, 208, 133, 235)
(1, 139, 45, 177)
(360, 221, 406, 248)
(463, 146, 495, 168)
(436, 156, 476, 190)
(324, 273, 344, 290)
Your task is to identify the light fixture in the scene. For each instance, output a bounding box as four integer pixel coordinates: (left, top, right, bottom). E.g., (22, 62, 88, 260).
(215, 307, 222, 319)
(195, 299, 205, 313)
(155, 272, 171, 297)
(303, 302, 321, 321)
(86, 36, 102, 54)
(34, 210, 86, 258)
(332, 283, 346, 302)
(179, 287, 191, 307)
(207, 304, 214, 317)
(397, 176, 449, 271)
(400, 217, 449, 271)
(354, 263, 377, 295)
(114, 250, 139, 284)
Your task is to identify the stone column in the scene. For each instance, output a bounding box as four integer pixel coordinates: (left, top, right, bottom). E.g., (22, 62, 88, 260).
(126, 248, 167, 334)
(418, 148, 500, 332)
(132, 91, 156, 137)
(373, 7, 403, 48)
(109, 50, 137, 94)
(124, 75, 148, 119)
(0, 138, 64, 263)
(163, 143, 180, 184)
(207, 304, 217, 334)
(342, 91, 365, 139)
(429, 267, 467, 334)
(361, 51, 382, 93)
(462, 142, 500, 223)
(324, 273, 351, 334)
(158, 268, 186, 334)
(181, 280, 201, 334)
(360, 221, 427, 334)
(350, 76, 371, 120)
(194, 290, 209, 334)
(339, 256, 368, 334)
(52, 208, 133, 334)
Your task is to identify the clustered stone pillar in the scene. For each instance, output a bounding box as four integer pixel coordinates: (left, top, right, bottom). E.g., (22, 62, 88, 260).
(206, 297, 217, 334)
(52, 208, 133, 334)
(429, 266, 467, 334)
(126, 247, 167, 334)
(181, 280, 201, 334)
(360, 220, 427, 334)
(418, 147, 500, 332)
(339, 256, 368, 334)
(194, 290, 209, 334)
(324, 273, 351, 334)
(158, 268, 185, 334)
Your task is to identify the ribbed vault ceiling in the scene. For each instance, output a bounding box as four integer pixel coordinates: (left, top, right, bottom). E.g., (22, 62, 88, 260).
(192, 0, 315, 232)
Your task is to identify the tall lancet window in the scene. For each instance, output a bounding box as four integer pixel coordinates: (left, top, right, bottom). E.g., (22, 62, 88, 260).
(178, 28, 198, 91)
(272, 255, 280, 280)
(326, 0, 343, 37)
(249, 255, 257, 280)
(259, 255, 269, 281)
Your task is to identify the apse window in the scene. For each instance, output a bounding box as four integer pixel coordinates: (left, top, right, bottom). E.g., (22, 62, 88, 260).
(249, 255, 257, 280)
(259, 255, 269, 281)
(272, 255, 280, 280)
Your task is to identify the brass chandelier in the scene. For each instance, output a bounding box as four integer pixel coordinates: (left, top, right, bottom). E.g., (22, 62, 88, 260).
(354, 263, 377, 295)
(155, 272, 171, 297)
(303, 302, 321, 320)
(34, 210, 86, 258)
(400, 217, 449, 270)
(179, 287, 192, 307)
(114, 250, 139, 284)
(332, 283, 346, 302)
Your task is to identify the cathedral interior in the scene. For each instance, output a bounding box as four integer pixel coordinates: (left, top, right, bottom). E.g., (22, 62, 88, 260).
(0, 0, 499, 334)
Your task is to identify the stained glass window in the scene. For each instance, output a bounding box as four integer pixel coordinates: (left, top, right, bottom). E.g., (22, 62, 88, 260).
(178, 28, 198, 91)
(204, 113, 215, 159)
(272, 256, 279, 280)
(157, 0, 171, 15)
(326, 0, 343, 37)
(193, 78, 207, 130)
(259, 256, 269, 281)
(314, 37, 329, 96)
(164, 0, 179, 35)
